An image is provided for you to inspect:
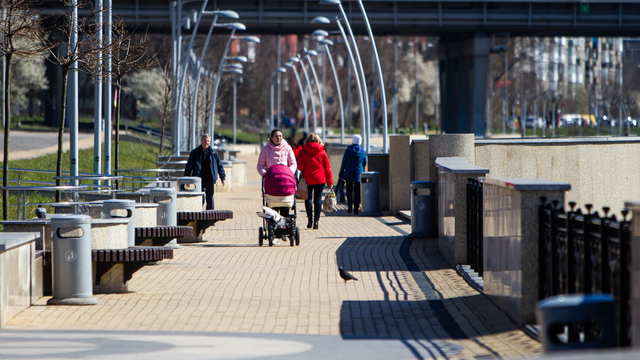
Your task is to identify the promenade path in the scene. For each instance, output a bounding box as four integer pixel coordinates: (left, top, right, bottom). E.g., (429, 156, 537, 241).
(1, 145, 543, 360)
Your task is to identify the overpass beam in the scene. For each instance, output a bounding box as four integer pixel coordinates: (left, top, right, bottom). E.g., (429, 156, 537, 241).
(437, 35, 490, 137)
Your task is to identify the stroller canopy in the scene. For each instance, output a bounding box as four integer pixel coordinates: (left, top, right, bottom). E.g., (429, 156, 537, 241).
(264, 164, 297, 197)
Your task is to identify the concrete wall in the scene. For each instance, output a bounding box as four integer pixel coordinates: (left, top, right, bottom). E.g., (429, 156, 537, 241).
(475, 137, 640, 214)
(389, 135, 425, 214)
(0, 233, 39, 328)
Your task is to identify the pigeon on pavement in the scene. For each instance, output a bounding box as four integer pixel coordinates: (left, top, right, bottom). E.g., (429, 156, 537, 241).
(339, 267, 358, 283)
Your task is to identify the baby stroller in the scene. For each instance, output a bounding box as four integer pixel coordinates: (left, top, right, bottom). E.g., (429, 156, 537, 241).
(257, 164, 300, 247)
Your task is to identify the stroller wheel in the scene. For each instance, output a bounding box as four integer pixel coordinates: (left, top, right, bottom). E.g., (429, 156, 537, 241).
(295, 227, 300, 246)
(268, 235, 274, 247)
(289, 233, 295, 246)
(258, 227, 264, 246)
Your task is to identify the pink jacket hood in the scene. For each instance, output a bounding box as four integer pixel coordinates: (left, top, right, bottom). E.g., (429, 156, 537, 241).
(257, 139, 297, 177)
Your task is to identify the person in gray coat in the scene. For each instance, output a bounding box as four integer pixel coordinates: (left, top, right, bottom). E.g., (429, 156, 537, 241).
(338, 135, 367, 215)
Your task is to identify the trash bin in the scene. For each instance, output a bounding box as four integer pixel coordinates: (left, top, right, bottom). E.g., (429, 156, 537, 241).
(150, 187, 178, 248)
(410, 181, 437, 237)
(536, 294, 617, 351)
(103, 199, 136, 247)
(47, 215, 98, 305)
(150, 188, 177, 226)
(360, 172, 381, 216)
(178, 177, 202, 193)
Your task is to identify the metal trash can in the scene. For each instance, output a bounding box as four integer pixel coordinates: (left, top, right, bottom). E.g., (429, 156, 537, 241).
(410, 181, 437, 237)
(178, 177, 202, 193)
(47, 215, 98, 305)
(102, 199, 136, 247)
(536, 294, 617, 351)
(150, 187, 178, 248)
(360, 172, 381, 216)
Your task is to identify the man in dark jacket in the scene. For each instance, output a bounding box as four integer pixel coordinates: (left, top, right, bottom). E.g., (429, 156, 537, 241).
(184, 134, 226, 210)
(338, 135, 367, 214)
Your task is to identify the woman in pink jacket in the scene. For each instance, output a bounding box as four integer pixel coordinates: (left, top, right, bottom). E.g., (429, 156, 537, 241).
(257, 129, 297, 177)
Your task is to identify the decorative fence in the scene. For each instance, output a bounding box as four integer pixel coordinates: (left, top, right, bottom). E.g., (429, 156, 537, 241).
(538, 197, 632, 347)
(466, 178, 483, 276)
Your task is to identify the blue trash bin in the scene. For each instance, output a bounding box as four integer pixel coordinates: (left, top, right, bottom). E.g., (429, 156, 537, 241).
(536, 294, 617, 352)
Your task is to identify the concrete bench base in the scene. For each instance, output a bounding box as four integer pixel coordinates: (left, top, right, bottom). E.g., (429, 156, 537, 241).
(177, 210, 233, 243)
(92, 247, 174, 294)
(135, 226, 193, 246)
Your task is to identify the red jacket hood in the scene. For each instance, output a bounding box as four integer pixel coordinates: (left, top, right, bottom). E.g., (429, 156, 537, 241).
(303, 142, 324, 154)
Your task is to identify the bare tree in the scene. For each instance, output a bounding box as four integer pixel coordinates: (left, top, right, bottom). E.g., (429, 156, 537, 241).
(42, 0, 104, 201)
(107, 20, 157, 180)
(0, 0, 49, 219)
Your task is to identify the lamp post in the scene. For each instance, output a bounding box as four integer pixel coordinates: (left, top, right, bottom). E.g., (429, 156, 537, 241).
(270, 67, 287, 131)
(304, 48, 326, 143)
(189, 11, 239, 150)
(208, 31, 260, 140)
(312, 16, 367, 150)
(320, 0, 374, 152)
(292, 56, 317, 134)
(283, 63, 309, 133)
(317, 37, 345, 144)
(223, 67, 243, 145)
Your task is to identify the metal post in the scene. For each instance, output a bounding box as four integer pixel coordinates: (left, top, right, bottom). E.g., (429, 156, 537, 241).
(336, 19, 366, 151)
(176, 0, 209, 153)
(269, 71, 274, 131)
(191, 13, 220, 150)
(337, 5, 370, 152)
(104, 0, 112, 175)
(232, 73, 237, 144)
(172, 0, 182, 154)
(208, 29, 237, 139)
(393, 39, 398, 134)
(305, 50, 326, 143)
(347, 56, 352, 132)
(277, 34, 282, 127)
(69, 1, 79, 184)
(290, 66, 308, 133)
(357, 0, 388, 152)
(414, 39, 419, 136)
(299, 57, 317, 133)
(324, 44, 344, 144)
(94, 0, 102, 178)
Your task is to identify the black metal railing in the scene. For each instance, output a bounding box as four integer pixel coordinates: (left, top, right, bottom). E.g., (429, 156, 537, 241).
(466, 178, 483, 276)
(539, 197, 632, 347)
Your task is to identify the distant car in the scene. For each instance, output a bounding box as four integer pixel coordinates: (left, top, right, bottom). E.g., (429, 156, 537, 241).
(560, 114, 582, 127)
(524, 117, 544, 128)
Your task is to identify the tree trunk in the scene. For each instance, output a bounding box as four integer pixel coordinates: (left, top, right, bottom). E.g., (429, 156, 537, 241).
(2, 53, 12, 220)
(56, 68, 69, 202)
(115, 84, 121, 189)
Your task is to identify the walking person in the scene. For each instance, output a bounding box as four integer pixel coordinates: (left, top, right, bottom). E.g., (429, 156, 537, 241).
(297, 133, 333, 229)
(257, 128, 297, 177)
(338, 135, 367, 215)
(184, 134, 226, 210)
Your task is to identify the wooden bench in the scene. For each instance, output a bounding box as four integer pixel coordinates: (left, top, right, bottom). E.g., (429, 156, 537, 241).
(177, 210, 233, 243)
(135, 226, 193, 246)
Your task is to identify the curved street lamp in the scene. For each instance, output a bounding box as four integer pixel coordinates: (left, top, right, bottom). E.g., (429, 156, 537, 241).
(283, 62, 309, 133)
(317, 37, 346, 144)
(223, 67, 243, 145)
(190, 13, 240, 150)
(291, 56, 317, 134)
(304, 48, 327, 143)
(207, 25, 260, 140)
(312, 16, 367, 149)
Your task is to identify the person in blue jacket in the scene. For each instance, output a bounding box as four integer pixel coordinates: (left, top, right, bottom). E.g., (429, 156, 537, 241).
(338, 135, 367, 215)
(184, 134, 226, 210)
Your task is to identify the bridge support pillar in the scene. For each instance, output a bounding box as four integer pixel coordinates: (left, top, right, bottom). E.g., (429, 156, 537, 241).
(437, 35, 490, 137)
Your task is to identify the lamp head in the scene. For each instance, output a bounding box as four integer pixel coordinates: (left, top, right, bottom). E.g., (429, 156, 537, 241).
(226, 63, 243, 70)
(225, 55, 248, 63)
(311, 16, 331, 24)
(312, 29, 329, 37)
(213, 10, 239, 19)
(319, 39, 334, 46)
(320, 0, 341, 5)
(233, 35, 261, 43)
(284, 62, 294, 68)
(305, 49, 319, 57)
(278, 67, 287, 73)
(224, 22, 246, 30)
(288, 56, 300, 63)
(224, 68, 243, 75)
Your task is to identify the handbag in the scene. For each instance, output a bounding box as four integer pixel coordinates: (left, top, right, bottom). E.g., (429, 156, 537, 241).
(323, 191, 337, 212)
(335, 178, 346, 203)
(295, 177, 308, 200)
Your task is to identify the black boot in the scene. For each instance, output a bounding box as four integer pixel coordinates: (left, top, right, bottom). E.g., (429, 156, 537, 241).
(313, 220, 319, 230)
(307, 218, 313, 229)
(354, 207, 359, 215)
(347, 205, 352, 213)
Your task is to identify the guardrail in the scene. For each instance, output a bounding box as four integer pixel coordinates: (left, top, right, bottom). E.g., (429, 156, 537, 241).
(539, 198, 632, 347)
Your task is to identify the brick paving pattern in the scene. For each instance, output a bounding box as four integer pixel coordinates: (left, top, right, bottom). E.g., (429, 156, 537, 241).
(6, 146, 542, 359)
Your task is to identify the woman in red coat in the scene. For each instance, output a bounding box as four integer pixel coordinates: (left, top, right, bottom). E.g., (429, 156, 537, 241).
(297, 133, 333, 230)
